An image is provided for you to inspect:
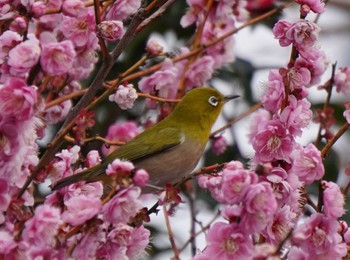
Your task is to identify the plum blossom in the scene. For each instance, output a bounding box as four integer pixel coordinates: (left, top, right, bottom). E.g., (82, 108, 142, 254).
(260, 70, 285, 113)
(7, 34, 40, 76)
(221, 168, 258, 205)
(185, 55, 215, 87)
(0, 230, 17, 254)
(0, 178, 10, 224)
(280, 95, 312, 136)
(211, 135, 228, 155)
(109, 84, 138, 110)
(102, 121, 139, 155)
(240, 182, 278, 233)
(273, 20, 293, 47)
(62, 0, 86, 17)
(44, 99, 72, 124)
(263, 205, 296, 245)
(133, 169, 149, 187)
(290, 144, 324, 184)
(104, 0, 141, 21)
(195, 222, 253, 259)
(22, 205, 62, 247)
(334, 67, 350, 95)
(105, 159, 135, 177)
(40, 40, 76, 76)
(295, 0, 325, 14)
(62, 195, 101, 226)
(138, 58, 180, 100)
(102, 187, 143, 223)
(293, 213, 347, 258)
(252, 119, 295, 163)
(98, 20, 124, 41)
(96, 223, 150, 259)
(145, 38, 164, 55)
(322, 181, 345, 219)
(0, 78, 38, 120)
(60, 12, 96, 47)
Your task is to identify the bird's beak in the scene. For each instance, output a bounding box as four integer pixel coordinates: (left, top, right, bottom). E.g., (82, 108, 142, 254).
(224, 95, 240, 102)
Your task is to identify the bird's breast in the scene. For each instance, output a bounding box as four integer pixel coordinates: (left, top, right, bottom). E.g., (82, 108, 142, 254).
(135, 138, 205, 192)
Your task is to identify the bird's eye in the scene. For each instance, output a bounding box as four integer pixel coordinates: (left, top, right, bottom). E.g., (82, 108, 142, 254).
(208, 96, 219, 107)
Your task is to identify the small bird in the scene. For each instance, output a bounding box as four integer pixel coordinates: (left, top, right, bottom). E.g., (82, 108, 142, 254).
(51, 87, 239, 192)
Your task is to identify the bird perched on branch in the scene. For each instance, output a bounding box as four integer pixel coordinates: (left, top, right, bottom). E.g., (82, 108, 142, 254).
(51, 87, 239, 192)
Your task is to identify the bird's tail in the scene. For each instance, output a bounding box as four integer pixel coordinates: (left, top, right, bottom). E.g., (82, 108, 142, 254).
(51, 165, 103, 191)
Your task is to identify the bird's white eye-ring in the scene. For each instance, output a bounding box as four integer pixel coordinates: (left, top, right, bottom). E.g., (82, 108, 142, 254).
(208, 96, 219, 107)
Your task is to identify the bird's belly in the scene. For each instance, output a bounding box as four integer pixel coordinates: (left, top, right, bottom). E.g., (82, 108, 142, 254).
(135, 140, 204, 191)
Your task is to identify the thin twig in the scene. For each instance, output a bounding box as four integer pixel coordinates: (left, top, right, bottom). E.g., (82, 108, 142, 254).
(321, 122, 350, 158)
(163, 204, 180, 259)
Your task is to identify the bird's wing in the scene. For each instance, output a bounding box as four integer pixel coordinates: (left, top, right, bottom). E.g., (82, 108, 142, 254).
(104, 126, 185, 164)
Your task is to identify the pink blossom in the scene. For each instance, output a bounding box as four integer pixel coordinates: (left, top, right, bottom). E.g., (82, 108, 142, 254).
(133, 169, 149, 187)
(44, 99, 72, 124)
(284, 66, 311, 90)
(294, 50, 328, 85)
(280, 95, 312, 136)
(96, 223, 150, 259)
(221, 168, 258, 204)
(109, 83, 138, 110)
(62, 195, 101, 226)
(286, 20, 320, 48)
(40, 40, 76, 75)
(106, 159, 135, 176)
(98, 20, 124, 41)
(334, 67, 350, 95)
(145, 38, 164, 55)
(0, 78, 38, 120)
(247, 0, 277, 11)
(102, 187, 142, 223)
(138, 58, 180, 100)
(252, 119, 295, 163)
(322, 181, 345, 219)
(260, 70, 285, 113)
(0, 230, 17, 254)
(22, 204, 62, 247)
(104, 0, 141, 20)
(180, 0, 206, 28)
(263, 205, 296, 245)
(51, 145, 80, 181)
(102, 121, 139, 155)
(247, 109, 271, 143)
(7, 34, 40, 76)
(72, 226, 106, 259)
(344, 102, 350, 124)
(290, 143, 324, 184)
(62, 0, 86, 17)
(197, 222, 253, 259)
(211, 135, 228, 155)
(60, 12, 96, 47)
(273, 20, 293, 47)
(9, 16, 27, 33)
(240, 182, 277, 233)
(185, 55, 215, 87)
(293, 213, 347, 258)
(85, 150, 101, 168)
(0, 31, 21, 63)
(295, 0, 325, 14)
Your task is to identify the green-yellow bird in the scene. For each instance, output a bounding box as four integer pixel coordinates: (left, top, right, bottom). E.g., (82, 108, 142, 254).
(51, 87, 239, 192)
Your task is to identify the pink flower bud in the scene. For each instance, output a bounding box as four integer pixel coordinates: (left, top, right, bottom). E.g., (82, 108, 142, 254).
(145, 38, 163, 55)
(98, 20, 124, 41)
(133, 169, 149, 187)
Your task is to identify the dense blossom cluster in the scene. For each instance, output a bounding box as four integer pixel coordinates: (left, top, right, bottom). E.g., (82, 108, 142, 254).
(0, 0, 349, 259)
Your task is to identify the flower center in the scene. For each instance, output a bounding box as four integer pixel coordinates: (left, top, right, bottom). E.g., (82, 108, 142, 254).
(223, 238, 237, 253)
(267, 135, 281, 153)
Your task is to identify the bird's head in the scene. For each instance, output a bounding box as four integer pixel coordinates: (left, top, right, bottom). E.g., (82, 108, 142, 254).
(169, 87, 239, 130)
